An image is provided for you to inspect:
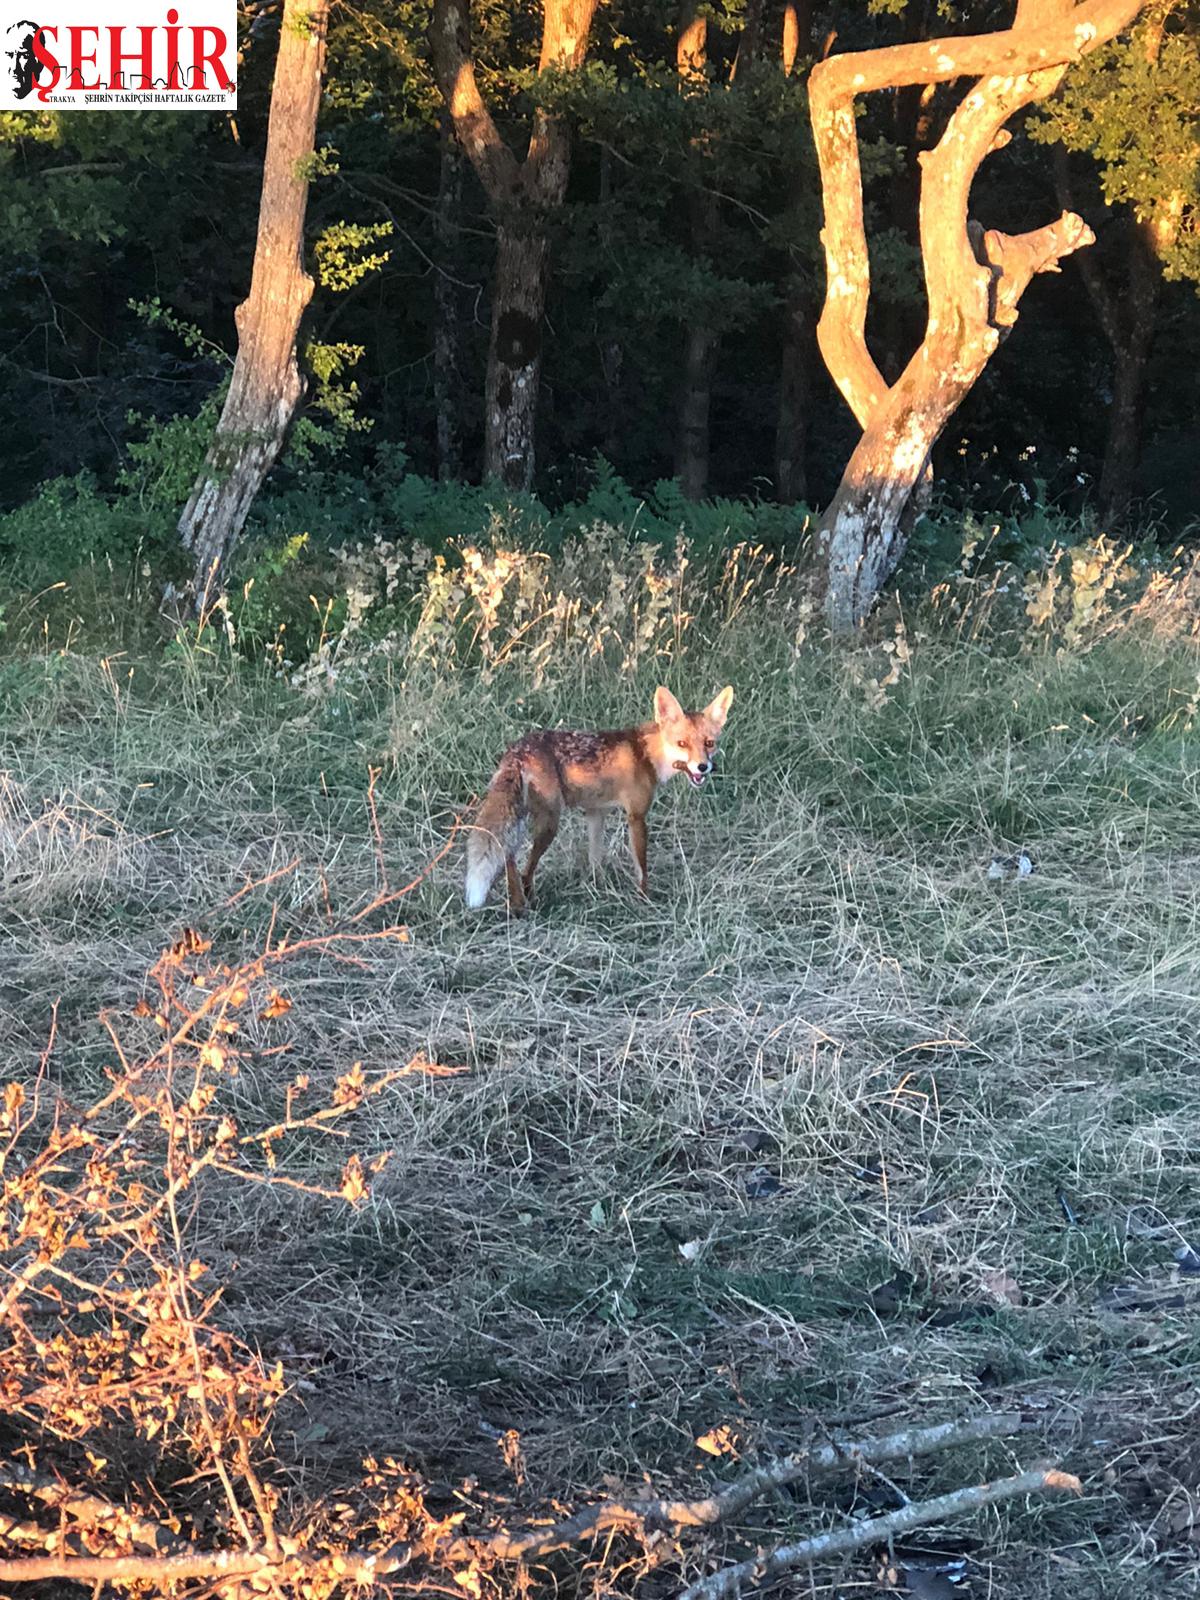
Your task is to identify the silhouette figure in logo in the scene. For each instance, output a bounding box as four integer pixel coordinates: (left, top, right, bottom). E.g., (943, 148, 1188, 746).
(5, 20, 48, 100)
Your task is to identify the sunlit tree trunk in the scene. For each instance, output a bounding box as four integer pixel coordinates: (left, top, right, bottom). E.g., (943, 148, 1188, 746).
(809, 0, 1148, 630)
(176, 0, 328, 607)
(430, 0, 598, 490)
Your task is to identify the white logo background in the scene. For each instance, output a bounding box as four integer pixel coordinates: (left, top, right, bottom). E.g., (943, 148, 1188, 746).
(2, 0, 236, 109)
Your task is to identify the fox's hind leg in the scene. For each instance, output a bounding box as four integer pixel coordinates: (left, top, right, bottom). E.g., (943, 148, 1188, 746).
(504, 855, 527, 913)
(585, 811, 606, 873)
(521, 801, 560, 900)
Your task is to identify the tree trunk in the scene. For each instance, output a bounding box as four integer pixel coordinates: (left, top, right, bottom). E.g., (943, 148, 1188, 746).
(434, 113, 465, 482)
(175, 0, 328, 606)
(1098, 222, 1159, 521)
(483, 227, 549, 490)
(807, 0, 1147, 630)
(774, 297, 813, 503)
(430, 0, 599, 491)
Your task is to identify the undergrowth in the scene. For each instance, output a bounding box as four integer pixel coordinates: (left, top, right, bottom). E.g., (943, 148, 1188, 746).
(1, 529, 1200, 1595)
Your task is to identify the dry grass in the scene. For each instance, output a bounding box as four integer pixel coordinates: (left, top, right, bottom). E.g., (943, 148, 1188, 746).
(3, 562, 1200, 1596)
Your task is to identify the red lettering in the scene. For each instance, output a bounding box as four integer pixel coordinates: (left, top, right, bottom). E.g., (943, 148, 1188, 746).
(191, 26, 232, 90)
(66, 25, 100, 90)
(31, 26, 61, 102)
(108, 25, 155, 90)
(164, 8, 183, 88)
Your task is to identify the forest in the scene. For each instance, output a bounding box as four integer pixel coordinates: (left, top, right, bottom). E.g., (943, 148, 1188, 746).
(2, 0, 1200, 1596)
(1, 0, 1197, 602)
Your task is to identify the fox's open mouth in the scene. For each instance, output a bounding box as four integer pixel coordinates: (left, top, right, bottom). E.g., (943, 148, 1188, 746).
(674, 761, 708, 787)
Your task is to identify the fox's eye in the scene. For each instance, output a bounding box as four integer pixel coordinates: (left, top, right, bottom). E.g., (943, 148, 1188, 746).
(704, 738, 715, 750)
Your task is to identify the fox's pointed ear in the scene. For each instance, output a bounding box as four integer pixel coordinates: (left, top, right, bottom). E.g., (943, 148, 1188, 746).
(654, 686, 685, 725)
(705, 686, 734, 727)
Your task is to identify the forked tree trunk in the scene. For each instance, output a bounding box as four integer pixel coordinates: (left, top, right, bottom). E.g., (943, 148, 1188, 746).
(176, 0, 328, 606)
(434, 113, 465, 482)
(808, 0, 1148, 630)
(430, 0, 598, 490)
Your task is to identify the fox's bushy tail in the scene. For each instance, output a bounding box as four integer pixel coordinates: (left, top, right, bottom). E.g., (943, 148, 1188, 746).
(464, 757, 524, 908)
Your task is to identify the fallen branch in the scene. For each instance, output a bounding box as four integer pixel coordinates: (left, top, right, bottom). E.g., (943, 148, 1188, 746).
(677, 1464, 1083, 1600)
(450, 1411, 1022, 1561)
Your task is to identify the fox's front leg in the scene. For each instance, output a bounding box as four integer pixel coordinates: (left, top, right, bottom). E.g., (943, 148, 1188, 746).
(626, 810, 649, 898)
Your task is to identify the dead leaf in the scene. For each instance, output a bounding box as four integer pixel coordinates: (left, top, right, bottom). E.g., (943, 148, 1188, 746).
(261, 991, 292, 1020)
(340, 1154, 367, 1206)
(169, 928, 211, 960)
(695, 1425, 739, 1458)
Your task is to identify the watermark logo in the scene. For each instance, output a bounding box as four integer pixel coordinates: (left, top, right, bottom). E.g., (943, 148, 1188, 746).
(2, 0, 235, 108)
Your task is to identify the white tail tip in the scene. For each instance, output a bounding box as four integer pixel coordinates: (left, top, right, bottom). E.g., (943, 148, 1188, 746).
(464, 860, 494, 909)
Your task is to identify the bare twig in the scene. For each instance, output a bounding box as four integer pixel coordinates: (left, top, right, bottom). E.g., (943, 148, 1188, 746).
(676, 1465, 1083, 1600)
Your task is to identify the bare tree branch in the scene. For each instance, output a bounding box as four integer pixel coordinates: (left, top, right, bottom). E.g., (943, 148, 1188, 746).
(676, 1465, 1084, 1600)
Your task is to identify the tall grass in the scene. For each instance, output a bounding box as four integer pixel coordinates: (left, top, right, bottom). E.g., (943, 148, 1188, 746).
(2, 529, 1200, 1595)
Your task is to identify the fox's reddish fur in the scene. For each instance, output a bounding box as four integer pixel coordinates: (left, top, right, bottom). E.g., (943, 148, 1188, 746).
(465, 686, 734, 910)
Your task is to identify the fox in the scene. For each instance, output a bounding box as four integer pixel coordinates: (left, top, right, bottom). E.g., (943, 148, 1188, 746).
(464, 685, 734, 911)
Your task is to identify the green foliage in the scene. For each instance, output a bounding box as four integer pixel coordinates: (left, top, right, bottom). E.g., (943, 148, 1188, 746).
(1, 0, 1198, 528)
(315, 221, 394, 291)
(294, 146, 343, 181)
(129, 298, 231, 367)
(1032, 3, 1200, 284)
(117, 402, 224, 511)
(0, 474, 150, 580)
